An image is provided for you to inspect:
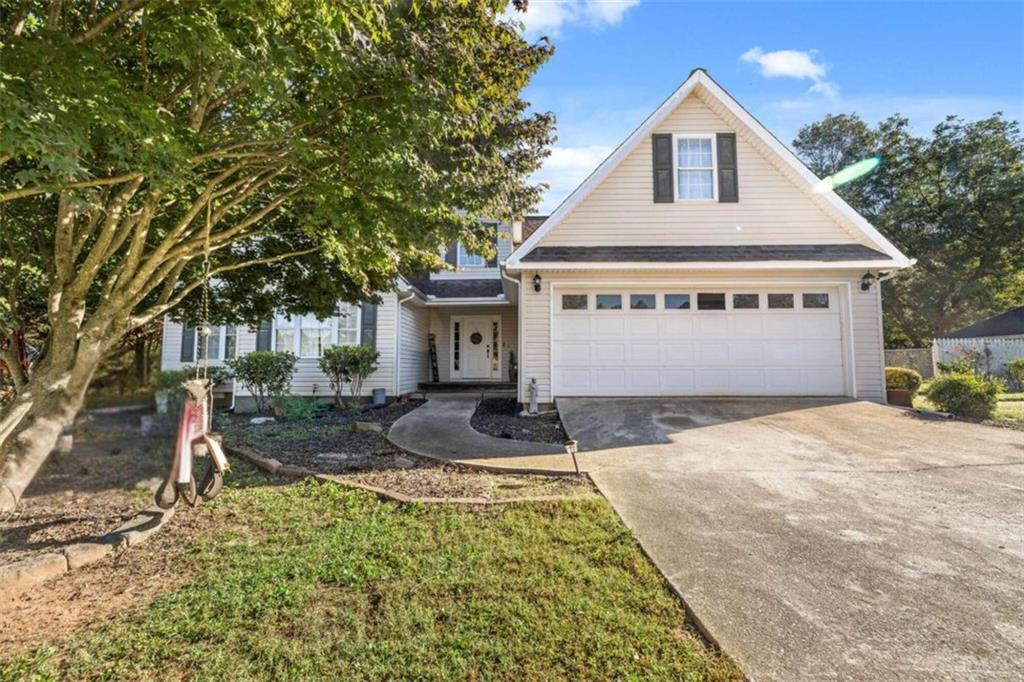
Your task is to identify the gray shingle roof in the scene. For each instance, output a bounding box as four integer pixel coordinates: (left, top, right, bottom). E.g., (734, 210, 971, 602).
(946, 306, 1024, 339)
(519, 244, 892, 263)
(522, 215, 547, 240)
(405, 277, 504, 299)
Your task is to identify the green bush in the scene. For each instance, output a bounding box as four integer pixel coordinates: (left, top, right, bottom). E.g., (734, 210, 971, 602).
(226, 351, 297, 414)
(151, 369, 191, 392)
(1007, 358, 1024, 392)
(923, 372, 1002, 419)
(936, 358, 975, 375)
(275, 394, 319, 421)
(885, 367, 923, 394)
(318, 344, 380, 409)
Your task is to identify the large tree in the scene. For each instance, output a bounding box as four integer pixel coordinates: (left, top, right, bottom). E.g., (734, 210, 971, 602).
(0, 1, 554, 511)
(793, 113, 1024, 347)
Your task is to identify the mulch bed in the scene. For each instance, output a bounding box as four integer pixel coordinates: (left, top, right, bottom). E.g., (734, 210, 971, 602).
(0, 411, 169, 566)
(220, 399, 594, 501)
(470, 397, 568, 444)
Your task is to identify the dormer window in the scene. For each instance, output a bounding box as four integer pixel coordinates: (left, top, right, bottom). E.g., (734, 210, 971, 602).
(457, 242, 486, 268)
(675, 135, 716, 200)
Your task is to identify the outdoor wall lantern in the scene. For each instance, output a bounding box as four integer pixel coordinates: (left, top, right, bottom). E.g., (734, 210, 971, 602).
(533, 273, 542, 292)
(860, 272, 876, 291)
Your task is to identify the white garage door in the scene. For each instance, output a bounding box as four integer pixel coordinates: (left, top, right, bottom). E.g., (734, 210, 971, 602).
(552, 287, 847, 397)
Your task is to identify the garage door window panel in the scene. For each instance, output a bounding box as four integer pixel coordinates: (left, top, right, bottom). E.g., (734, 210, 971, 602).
(732, 293, 760, 310)
(697, 293, 726, 311)
(802, 293, 830, 309)
(596, 294, 622, 310)
(630, 294, 656, 310)
(665, 294, 691, 310)
(561, 294, 588, 311)
(768, 293, 795, 309)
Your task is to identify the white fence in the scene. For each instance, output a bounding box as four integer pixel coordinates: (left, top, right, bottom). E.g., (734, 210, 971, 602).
(932, 337, 1024, 378)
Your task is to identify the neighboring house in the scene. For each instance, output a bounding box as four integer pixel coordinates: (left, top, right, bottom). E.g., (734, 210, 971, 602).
(933, 306, 1024, 377)
(161, 68, 912, 409)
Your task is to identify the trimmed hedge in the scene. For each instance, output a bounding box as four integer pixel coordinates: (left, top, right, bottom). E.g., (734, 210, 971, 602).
(1007, 358, 1024, 392)
(885, 367, 923, 394)
(923, 372, 1001, 419)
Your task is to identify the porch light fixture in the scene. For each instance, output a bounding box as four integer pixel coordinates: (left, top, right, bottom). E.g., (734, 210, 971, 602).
(860, 272, 876, 291)
(532, 273, 542, 292)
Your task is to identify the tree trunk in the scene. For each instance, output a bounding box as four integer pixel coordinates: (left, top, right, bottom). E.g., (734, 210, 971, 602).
(134, 338, 147, 387)
(0, 343, 103, 512)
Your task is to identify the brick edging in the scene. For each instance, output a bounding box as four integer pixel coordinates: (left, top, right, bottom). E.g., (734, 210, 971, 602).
(0, 504, 175, 599)
(223, 443, 598, 506)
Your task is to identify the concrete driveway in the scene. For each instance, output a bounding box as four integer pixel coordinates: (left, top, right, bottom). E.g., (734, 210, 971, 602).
(558, 398, 1024, 681)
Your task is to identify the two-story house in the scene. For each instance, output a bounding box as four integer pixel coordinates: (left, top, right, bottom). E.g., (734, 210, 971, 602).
(160, 68, 911, 409)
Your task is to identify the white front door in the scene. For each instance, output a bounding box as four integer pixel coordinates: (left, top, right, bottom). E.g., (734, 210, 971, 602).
(453, 315, 501, 380)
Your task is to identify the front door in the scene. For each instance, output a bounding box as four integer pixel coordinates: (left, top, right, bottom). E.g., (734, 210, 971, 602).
(453, 315, 501, 380)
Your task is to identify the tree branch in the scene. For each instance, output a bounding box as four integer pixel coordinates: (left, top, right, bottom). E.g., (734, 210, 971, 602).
(0, 172, 143, 203)
(71, 0, 145, 44)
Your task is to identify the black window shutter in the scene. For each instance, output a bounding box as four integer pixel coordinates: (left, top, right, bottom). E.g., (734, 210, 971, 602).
(255, 321, 272, 351)
(486, 225, 499, 267)
(716, 133, 739, 203)
(180, 325, 196, 362)
(652, 133, 674, 203)
(360, 302, 378, 348)
(445, 243, 458, 267)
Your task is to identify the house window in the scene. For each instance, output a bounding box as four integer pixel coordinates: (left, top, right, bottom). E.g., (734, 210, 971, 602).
(768, 293, 795, 309)
(457, 242, 486, 268)
(561, 294, 588, 310)
(300, 315, 333, 358)
(630, 294, 656, 310)
(196, 325, 236, 361)
(337, 303, 360, 344)
(697, 293, 726, 310)
(676, 136, 714, 200)
(732, 293, 760, 310)
(596, 294, 622, 310)
(273, 304, 360, 357)
(665, 294, 690, 310)
(802, 293, 830, 309)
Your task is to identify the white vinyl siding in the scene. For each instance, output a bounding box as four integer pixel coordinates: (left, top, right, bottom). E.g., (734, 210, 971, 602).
(518, 269, 886, 405)
(398, 302, 430, 394)
(538, 90, 872, 247)
(220, 293, 398, 401)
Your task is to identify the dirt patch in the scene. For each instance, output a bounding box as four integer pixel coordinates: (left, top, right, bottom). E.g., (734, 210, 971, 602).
(470, 397, 568, 444)
(0, 410, 169, 565)
(0, 503, 207, 658)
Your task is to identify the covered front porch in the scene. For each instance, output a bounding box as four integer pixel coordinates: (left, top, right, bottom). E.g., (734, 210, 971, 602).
(423, 303, 518, 385)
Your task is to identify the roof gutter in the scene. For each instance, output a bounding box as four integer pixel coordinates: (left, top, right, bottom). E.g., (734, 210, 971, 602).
(506, 259, 908, 272)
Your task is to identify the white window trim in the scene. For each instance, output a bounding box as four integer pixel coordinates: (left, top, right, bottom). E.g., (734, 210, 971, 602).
(194, 324, 235, 362)
(270, 306, 361, 358)
(672, 133, 717, 202)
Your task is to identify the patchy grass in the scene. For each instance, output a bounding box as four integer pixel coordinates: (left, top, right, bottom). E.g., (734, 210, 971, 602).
(2, 467, 740, 681)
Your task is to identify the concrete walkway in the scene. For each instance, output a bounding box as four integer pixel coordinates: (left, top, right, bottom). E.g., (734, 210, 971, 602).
(387, 394, 571, 472)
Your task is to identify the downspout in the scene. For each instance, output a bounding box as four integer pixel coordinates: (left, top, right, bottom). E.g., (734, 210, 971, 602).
(393, 289, 417, 397)
(500, 265, 522, 403)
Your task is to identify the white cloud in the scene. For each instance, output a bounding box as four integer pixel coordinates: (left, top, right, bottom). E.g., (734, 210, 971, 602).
(504, 1, 639, 39)
(741, 47, 839, 100)
(530, 144, 614, 213)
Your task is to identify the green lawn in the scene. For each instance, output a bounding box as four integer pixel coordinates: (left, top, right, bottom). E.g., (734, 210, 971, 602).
(2, 466, 740, 681)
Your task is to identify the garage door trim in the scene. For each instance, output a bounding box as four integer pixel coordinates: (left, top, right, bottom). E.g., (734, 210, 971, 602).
(549, 279, 857, 399)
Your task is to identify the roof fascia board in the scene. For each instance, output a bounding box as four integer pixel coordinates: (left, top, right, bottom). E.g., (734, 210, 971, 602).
(506, 260, 897, 271)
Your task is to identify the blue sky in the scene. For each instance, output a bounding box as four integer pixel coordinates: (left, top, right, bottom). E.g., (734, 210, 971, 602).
(508, 1, 1024, 212)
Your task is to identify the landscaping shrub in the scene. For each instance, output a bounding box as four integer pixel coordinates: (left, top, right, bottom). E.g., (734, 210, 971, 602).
(318, 344, 380, 409)
(923, 372, 1002, 419)
(885, 366, 923, 394)
(1007, 358, 1024, 392)
(274, 394, 319, 421)
(226, 351, 297, 414)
